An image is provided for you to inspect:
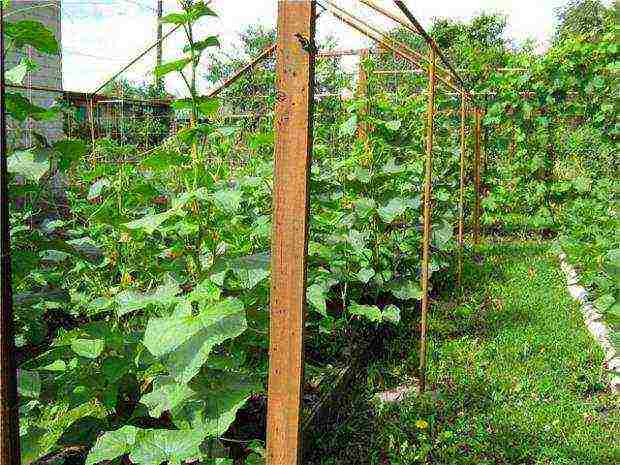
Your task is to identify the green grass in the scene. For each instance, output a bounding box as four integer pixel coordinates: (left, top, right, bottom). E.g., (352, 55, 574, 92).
(307, 240, 619, 465)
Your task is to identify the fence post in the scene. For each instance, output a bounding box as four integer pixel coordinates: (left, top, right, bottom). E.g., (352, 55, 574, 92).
(266, 2, 316, 465)
(474, 108, 482, 246)
(0, 8, 22, 465)
(419, 47, 436, 393)
(457, 91, 467, 287)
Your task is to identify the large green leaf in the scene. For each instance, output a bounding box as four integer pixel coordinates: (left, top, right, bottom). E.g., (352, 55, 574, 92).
(307, 284, 328, 316)
(129, 429, 204, 465)
(88, 179, 111, 201)
(339, 114, 358, 137)
(154, 58, 192, 78)
(188, 371, 261, 436)
(228, 253, 270, 289)
(349, 304, 383, 323)
(213, 189, 242, 213)
(86, 426, 138, 465)
(124, 210, 176, 235)
(390, 279, 423, 300)
(183, 36, 220, 53)
(140, 376, 196, 418)
(70, 339, 105, 359)
(53, 139, 88, 170)
(161, 2, 217, 24)
(5, 20, 59, 54)
(5, 92, 58, 122)
(432, 220, 454, 249)
(17, 369, 40, 399)
(7, 149, 50, 182)
(378, 198, 407, 223)
(5, 57, 36, 85)
(382, 305, 401, 324)
(143, 298, 247, 383)
(115, 276, 182, 317)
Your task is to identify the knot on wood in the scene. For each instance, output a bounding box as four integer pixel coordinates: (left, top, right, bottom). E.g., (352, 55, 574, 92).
(295, 33, 317, 54)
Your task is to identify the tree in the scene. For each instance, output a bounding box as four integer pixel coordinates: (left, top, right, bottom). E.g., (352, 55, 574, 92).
(553, 0, 616, 44)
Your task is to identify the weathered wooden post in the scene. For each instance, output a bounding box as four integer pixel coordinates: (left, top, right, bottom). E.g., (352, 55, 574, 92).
(473, 108, 482, 246)
(266, 2, 316, 464)
(0, 6, 22, 465)
(457, 91, 467, 287)
(419, 47, 436, 393)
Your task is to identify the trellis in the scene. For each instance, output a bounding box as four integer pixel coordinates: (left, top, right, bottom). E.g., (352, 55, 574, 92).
(0, 2, 493, 465)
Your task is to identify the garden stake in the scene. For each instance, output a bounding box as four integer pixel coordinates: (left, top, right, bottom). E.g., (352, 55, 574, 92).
(266, 2, 316, 464)
(458, 91, 467, 287)
(419, 47, 436, 394)
(474, 108, 482, 246)
(89, 97, 97, 152)
(206, 44, 277, 98)
(0, 8, 21, 465)
(357, 49, 369, 141)
(321, 1, 461, 94)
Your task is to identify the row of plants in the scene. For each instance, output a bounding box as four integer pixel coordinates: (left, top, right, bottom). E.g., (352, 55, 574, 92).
(4, 2, 470, 464)
(5, 0, 616, 464)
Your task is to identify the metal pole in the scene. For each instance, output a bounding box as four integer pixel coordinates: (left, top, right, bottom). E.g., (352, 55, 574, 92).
(0, 6, 22, 464)
(419, 48, 436, 394)
(266, 2, 316, 464)
(457, 91, 467, 287)
(474, 108, 482, 246)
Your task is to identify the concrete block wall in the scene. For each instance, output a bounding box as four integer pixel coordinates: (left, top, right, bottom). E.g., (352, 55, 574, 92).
(5, 0, 63, 147)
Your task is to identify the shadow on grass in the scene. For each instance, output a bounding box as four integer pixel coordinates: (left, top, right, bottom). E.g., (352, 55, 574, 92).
(305, 240, 619, 465)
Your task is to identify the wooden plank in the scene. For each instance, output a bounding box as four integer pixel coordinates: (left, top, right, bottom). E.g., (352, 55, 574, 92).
(266, 2, 316, 465)
(419, 48, 436, 393)
(0, 8, 22, 465)
(474, 109, 482, 246)
(457, 92, 467, 287)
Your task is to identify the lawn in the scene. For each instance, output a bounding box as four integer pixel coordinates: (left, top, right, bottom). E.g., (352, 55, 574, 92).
(307, 240, 619, 465)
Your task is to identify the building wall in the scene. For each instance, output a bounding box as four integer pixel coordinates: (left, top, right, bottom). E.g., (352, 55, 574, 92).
(5, 0, 63, 147)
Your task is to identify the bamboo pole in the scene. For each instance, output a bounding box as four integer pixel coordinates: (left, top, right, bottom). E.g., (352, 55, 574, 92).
(88, 97, 97, 151)
(419, 48, 436, 394)
(457, 92, 467, 287)
(474, 108, 482, 246)
(266, 2, 316, 464)
(318, 48, 366, 57)
(393, 1, 470, 97)
(357, 49, 369, 141)
(321, 2, 461, 94)
(92, 24, 182, 96)
(206, 44, 277, 98)
(0, 7, 21, 465)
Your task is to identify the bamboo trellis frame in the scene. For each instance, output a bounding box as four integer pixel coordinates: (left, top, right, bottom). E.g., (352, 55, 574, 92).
(0, 2, 489, 465)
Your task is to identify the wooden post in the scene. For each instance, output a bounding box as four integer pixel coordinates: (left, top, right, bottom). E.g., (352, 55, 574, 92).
(357, 49, 369, 141)
(419, 48, 436, 393)
(266, 2, 316, 465)
(457, 92, 467, 287)
(473, 108, 482, 246)
(0, 7, 22, 465)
